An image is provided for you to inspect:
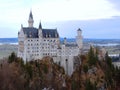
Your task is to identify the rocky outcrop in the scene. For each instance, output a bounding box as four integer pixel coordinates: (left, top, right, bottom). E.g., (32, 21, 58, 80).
(0, 48, 116, 90)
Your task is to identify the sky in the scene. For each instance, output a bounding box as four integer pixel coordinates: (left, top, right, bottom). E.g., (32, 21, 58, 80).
(0, 0, 120, 39)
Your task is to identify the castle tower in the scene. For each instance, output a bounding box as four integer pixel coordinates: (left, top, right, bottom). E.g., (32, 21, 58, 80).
(64, 37, 67, 44)
(28, 11, 34, 27)
(76, 28, 83, 49)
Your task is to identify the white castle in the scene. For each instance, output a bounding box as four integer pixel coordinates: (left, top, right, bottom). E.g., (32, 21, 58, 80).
(18, 11, 83, 75)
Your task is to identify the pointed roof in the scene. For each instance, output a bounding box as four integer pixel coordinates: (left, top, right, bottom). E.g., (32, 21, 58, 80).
(29, 11, 33, 19)
(22, 27, 59, 38)
(39, 21, 42, 29)
(21, 24, 23, 28)
(78, 28, 82, 31)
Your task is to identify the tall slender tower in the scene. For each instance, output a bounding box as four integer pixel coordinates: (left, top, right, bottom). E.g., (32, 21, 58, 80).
(28, 11, 34, 27)
(76, 28, 83, 49)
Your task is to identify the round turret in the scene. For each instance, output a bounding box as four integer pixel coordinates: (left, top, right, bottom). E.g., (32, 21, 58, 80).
(77, 28, 82, 36)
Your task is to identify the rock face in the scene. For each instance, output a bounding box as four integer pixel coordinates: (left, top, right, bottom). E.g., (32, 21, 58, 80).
(70, 47, 115, 90)
(0, 49, 116, 90)
(0, 56, 67, 90)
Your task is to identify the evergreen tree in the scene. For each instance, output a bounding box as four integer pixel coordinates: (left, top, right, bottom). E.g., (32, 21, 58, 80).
(88, 46, 97, 66)
(25, 62, 33, 79)
(8, 52, 17, 63)
(105, 52, 112, 70)
(85, 79, 96, 90)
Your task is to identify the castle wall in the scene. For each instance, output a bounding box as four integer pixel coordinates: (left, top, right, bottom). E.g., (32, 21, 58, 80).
(18, 11, 83, 75)
(53, 56, 74, 75)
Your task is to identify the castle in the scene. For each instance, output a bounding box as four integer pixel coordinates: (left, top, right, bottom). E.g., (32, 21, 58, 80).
(18, 11, 83, 75)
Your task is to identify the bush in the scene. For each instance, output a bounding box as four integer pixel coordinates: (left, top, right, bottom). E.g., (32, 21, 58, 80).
(8, 52, 17, 63)
(71, 80, 77, 90)
(25, 63, 33, 79)
(43, 64, 48, 74)
(83, 64, 88, 73)
(85, 79, 96, 90)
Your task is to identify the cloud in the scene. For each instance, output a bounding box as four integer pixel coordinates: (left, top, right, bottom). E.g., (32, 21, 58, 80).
(0, 0, 120, 23)
(0, 0, 120, 38)
(31, 0, 120, 22)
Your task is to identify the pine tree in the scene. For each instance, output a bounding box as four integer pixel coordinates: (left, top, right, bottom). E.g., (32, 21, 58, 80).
(8, 52, 17, 63)
(88, 46, 97, 66)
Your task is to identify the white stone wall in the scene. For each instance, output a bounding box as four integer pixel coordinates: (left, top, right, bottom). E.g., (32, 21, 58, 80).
(18, 28, 25, 59)
(18, 26, 83, 75)
(112, 62, 120, 68)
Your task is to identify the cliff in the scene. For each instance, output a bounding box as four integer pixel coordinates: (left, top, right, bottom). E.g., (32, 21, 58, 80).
(0, 55, 67, 90)
(71, 47, 116, 90)
(0, 48, 118, 90)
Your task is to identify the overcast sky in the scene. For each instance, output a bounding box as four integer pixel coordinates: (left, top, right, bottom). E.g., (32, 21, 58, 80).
(0, 0, 120, 39)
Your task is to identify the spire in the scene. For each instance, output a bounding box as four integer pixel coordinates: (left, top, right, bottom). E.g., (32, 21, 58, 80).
(39, 21, 42, 29)
(29, 10, 33, 19)
(21, 24, 23, 28)
(28, 10, 34, 27)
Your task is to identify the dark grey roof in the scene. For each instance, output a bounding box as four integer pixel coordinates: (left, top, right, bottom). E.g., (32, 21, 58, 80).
(42, 29, 59, 38)
(78, 28, 82, 31)
(23, 27, 38, 38)
(65, 44, 78, 47)
(22, 27, 59, 38)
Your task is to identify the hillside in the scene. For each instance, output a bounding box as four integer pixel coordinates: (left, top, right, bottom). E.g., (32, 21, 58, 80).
(0, 55, 68, 90)
(0, 47, 119, 90)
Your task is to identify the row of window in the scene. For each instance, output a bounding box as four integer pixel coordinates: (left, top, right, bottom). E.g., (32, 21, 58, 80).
(43, 53, 57, 56)
(27, 52, 77, 57)
(28, 39, 39, 41)
(27, 51, 39, 53)
(28, 47, 39, 49)
(43, 39, 57, 42)
(30, 53, 57, 56)
(27, 50, 57, 53)
(28, 43, 39, 46)
(31, 54, 39, 56)
(27, 39, 58, 42)
(27, 43, 57, 46)
(27, 45, 57, 50)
